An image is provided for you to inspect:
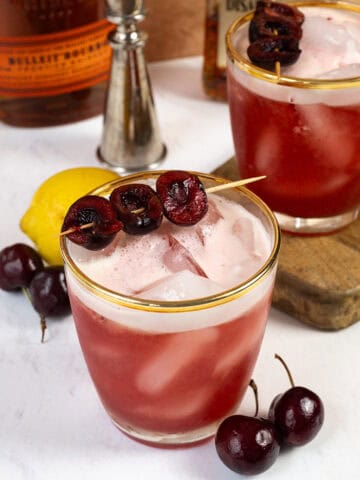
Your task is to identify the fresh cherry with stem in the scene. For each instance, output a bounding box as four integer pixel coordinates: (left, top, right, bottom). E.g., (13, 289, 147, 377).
(269, 354, 325, 447)
(215, 379, 281, 476)
(28, 266, 71, 342)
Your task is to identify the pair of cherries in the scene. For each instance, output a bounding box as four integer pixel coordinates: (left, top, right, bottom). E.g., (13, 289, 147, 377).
(62, 170, 208, 250)
(215, 355, 324, 475)
(0, 243, 70, 341)
(247, 0, 304, 70)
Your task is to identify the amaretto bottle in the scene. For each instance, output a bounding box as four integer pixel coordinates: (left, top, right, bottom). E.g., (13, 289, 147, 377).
(203, 0, 257, 101)
(0, 0, 112, 127)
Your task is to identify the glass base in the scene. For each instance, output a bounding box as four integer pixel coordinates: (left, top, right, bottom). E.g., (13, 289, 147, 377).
(110, 417, 219, 447)
(275, 208, 359, 234)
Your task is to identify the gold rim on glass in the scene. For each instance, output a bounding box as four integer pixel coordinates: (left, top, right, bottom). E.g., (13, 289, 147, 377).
(226, 1, 360, 89)
(60, 171, 281, 313)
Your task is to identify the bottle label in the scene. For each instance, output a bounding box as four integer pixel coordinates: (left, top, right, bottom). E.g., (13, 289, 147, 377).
(0, 20, 113, 98)
(217, 0, 256, 68)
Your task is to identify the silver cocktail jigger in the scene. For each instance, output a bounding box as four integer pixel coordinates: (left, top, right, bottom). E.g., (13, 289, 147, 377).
(98, 0, 166, 172)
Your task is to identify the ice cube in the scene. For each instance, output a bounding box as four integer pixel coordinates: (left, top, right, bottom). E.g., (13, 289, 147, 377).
(254, 125, 281, 173)
(296, 104, 356, 169)
(136, 326, 218, 395)
(162, 234, 207, 278)
(132, 384, 213, 423)
(194, 198, 224, 245)
(137, 270, 222, 301)
(232, 216, 266, 260)
(213, 310, 267, 377)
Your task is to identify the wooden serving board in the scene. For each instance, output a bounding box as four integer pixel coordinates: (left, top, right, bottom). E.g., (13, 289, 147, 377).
(213, 158, 360, 330)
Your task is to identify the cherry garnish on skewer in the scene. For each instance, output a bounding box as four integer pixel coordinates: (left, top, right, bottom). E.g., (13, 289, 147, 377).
(248, 37, 301, 71)
(155, 173, 266, 225)
(61, 174, 267, 249)
(110, 183, 163, 235)
(247, 0, 304, 73)
(254, 1, 304, 27)
(268, 354, 325, 447)
(215, 379, 281, 475)
(156, 170, 208, 226)
(249, 14, 302, 43)
(61, 195, 123, 250)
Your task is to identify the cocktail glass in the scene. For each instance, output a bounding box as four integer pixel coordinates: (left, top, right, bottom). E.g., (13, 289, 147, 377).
(60, 171, 280, 446)
(226, 1, 360, 234)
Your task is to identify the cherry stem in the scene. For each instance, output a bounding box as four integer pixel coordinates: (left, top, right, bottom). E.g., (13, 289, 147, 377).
(206, 175, 266, 194)
(275, 353, 295, 388)
(22, 287, 47, 343)
(249, 379, 259, 417)
(60, 222, 95, 236)
(40, 318, 47, 343)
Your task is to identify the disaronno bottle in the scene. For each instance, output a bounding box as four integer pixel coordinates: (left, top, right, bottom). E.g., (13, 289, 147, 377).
(203, 0, 256, 101)
(0, 0, 112, 127)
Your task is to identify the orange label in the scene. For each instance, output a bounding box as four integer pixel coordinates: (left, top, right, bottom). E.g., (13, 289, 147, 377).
(0, 20, 113, 97)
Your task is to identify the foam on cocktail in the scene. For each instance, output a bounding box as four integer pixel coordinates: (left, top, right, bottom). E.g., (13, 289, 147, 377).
(67, 193, 275, 333)
(230, 5, 360, 105)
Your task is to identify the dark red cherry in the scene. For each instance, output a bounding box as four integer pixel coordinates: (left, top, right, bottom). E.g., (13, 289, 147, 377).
(247, 36, 301, 70)
(255, 1, 305, 26)
(216, 415, 280, 475)
(215, 380, 280, 475)
(62, 195, 123, 250)
(29, 266, 70, 343)
(156, 171, 208, 226)
(110, 183, 163, 235)
(0, 243, 44, 291)
(268, 354, 325, 447)
(249, 14, 302, 43)
(29, 266, 70, 318)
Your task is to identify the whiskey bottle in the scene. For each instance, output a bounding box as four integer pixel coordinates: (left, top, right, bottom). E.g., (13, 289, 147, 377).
(203, 0, 256, 101)
(0, 0, 112, 127)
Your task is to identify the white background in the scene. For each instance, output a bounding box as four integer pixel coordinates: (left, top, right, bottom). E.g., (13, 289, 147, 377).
(1, 57, 359, 480)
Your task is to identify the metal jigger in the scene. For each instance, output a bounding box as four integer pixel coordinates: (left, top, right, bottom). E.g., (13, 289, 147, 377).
(98, 0, 166, 172)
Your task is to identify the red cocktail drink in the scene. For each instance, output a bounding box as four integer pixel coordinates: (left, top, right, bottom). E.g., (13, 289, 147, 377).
(68, 287, 271, 436)
(61, 172, 280, 445)
(227, 2, 360, 233)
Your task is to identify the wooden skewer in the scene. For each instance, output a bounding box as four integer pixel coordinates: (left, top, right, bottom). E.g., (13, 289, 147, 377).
(131, 207, 145, 215)
(272, 27, 281, 80)
(275, 61, 281, 80)
(206, 175, 266, 193)
(60, 222, 95, 237)
(60, 175, 267, 236)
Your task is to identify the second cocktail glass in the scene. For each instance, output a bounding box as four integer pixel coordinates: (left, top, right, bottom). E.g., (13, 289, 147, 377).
(226, 1, 360, 234)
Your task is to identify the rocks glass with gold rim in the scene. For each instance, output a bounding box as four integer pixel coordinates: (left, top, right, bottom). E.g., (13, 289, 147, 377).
(60, 171, 280, 446)
(226, 1, 360, 234)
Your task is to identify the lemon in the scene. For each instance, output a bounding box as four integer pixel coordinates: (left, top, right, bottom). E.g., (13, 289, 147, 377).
(20, 167, 119, 265)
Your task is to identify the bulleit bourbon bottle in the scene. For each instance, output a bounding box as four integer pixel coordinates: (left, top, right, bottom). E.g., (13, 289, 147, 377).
(0, 0, 112, 127)
(203, 0, 256, 101)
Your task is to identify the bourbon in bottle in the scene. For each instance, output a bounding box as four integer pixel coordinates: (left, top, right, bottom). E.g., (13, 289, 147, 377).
(0, 0, 112, 127)
(203, 0, 256, 101)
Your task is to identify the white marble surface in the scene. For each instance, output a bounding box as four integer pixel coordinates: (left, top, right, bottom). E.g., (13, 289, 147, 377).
(1, 56, 359, 480)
